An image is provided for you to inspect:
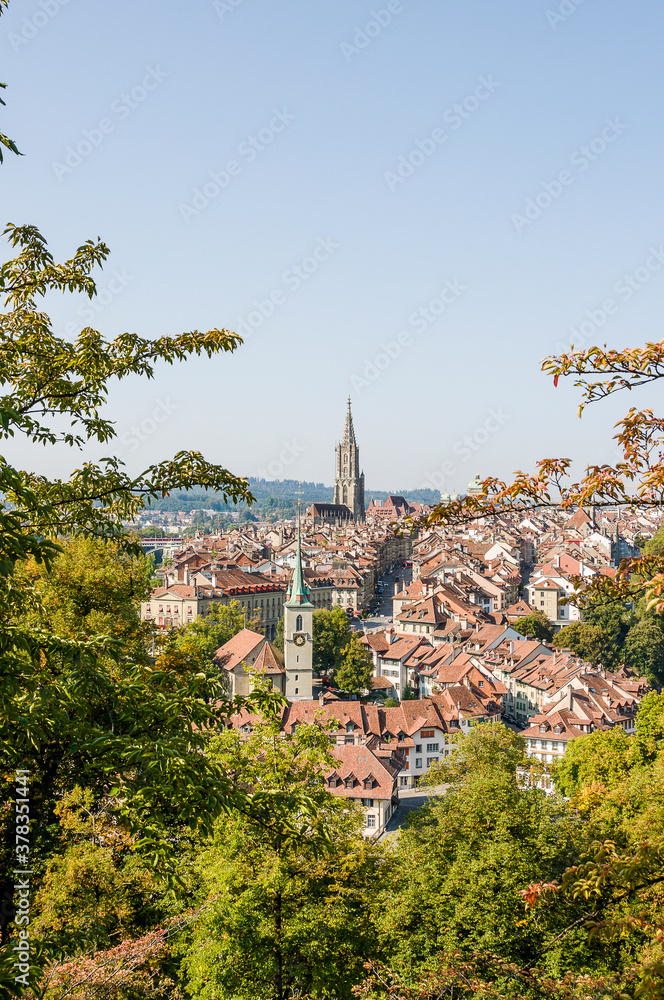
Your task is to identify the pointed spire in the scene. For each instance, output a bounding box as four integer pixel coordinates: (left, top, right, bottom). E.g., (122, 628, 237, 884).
(285, 502, 313, 608)
(342, 395, 357, 446)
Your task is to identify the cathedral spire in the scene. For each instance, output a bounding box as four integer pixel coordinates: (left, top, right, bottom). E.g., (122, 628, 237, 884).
(333, 398, 365, 521)
(286, 503, 313, 608)
(342, 395, 357, 446)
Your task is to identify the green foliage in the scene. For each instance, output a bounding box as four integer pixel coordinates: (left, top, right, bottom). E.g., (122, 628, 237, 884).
(0, 82, 21, 164)
(380, 725, 579, 973)
(624, 615, 664, 685)
(401, 682, 416, 700)
(383, 697, 399, 707)
(178, 718, 386, 1000)
(517, 609, 555, 642)
(335, 634, 374, 695)
(643, 525, 664, 558)
(552, 727, 634, 799)
(274, 613, 284, 651)
(170, 600, 248, 662)
(632, 691, 664, 764)
(553, 620, 622, 669)
(312, 607, 352, 676)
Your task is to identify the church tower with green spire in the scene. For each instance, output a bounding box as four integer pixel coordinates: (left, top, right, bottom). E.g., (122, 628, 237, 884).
(284, 504, 314, 701)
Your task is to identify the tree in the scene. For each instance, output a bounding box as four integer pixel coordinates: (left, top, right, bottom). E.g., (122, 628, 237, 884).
(624, 615, 664, 685)
(312, 607, 352, 677)
(19, 535, 152, 657)
(274, 614, 284, 651)
(335, 634, 374, 695)
(171, 600, 248, 662)
(179, 716, 386, 1000)
(517, 609, 554, 642)
(552, 620, 622, 669)
(401, 682, 416, 700)
(552, 727, 634, 799)
(632, 690, 664, 763)
(0, 221, 269, 988)
(380, 725, 580, 974)
(418, 339, 664, 618)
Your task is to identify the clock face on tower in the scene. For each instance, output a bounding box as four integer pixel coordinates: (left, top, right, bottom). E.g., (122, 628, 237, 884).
(293, 633, 306, 647)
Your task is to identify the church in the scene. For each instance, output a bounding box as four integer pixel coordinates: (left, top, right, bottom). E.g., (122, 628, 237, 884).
(215, 399, 365, 702)
(307, 398, 365, 526)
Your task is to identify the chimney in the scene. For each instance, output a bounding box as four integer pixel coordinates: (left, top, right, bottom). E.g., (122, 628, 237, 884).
(319, 691, 325, 706)
(184, 565, 189, 585)
(385, 627, 394, 645)
(509, 640, 515, 654)
(212, 572, 217, 589)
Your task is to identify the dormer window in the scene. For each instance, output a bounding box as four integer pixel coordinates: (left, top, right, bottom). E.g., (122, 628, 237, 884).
(539, 724, 546, 733)
(346, 722, 354, 733)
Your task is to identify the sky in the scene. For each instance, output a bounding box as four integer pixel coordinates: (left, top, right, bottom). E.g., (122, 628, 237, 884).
(2, 0, 664, 495)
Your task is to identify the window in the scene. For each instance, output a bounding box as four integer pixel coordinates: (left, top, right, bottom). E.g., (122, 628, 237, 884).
(366, 815, 376, 828)
(426, 743, 439, 753)
(296, 614, 303, 631)
(415, 744, 422, 753)
(421, 729, 434, 738)
(344, 736, 354, 745)
(295, 688, 298, 695)
(362, 798, 374, 807)
(427, 757, 438, 766)
(415, 758, 422, 768)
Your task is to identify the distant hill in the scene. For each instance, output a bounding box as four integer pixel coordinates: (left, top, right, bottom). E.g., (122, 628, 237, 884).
(146, 479, 439, 512)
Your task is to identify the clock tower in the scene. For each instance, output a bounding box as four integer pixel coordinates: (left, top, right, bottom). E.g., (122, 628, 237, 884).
(284, 505, 314, 701)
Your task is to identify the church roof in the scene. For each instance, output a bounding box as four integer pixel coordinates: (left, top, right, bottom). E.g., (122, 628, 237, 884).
(285, 505, 314, 609)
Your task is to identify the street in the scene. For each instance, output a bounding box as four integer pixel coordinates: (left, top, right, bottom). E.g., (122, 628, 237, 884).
(359, 562, 412, 632)
(379, 784, 448, 842)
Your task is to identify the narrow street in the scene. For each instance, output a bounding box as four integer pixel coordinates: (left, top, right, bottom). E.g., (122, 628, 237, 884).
(379, 784, 448, 843)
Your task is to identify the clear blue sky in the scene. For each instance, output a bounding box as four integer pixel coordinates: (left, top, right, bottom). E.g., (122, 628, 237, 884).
(2, 0, 663, 494)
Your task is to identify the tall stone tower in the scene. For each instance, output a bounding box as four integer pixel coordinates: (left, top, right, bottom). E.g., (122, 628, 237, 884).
(333, 397, 365, 521)
(284, 505, 314, 702)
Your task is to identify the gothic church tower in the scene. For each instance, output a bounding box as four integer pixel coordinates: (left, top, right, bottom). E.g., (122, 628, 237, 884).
(333, 397, 365, 521)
